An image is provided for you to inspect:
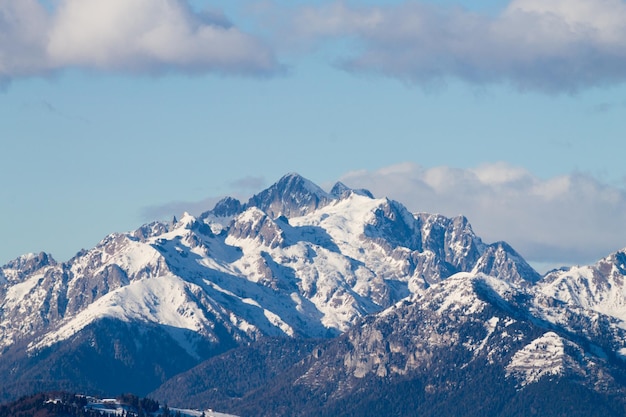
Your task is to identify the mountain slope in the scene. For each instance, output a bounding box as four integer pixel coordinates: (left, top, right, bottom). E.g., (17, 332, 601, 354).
(156, 273, 626, 416)
(539, 248, 626, 325)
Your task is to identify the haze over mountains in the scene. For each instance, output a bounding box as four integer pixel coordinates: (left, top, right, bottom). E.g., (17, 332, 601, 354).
(2, 173, 626, 416)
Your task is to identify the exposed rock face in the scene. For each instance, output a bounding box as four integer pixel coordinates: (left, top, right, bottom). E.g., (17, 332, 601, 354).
(1, 252, 56, 284)
(330, 181, 374, 199)
(473, 241, 542, 285)
(229, 208, 287, 249)
(209, 197, 244, 218)
(153, 273, 626, 416)
(246, 173, 333, 218)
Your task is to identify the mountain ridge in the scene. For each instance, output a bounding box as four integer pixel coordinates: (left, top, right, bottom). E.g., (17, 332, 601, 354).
(2, 172, 626, 416)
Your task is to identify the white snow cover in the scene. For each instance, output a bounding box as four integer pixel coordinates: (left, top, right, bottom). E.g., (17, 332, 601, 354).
(3, 272, 45, 312)
(290, 194, 414, 282)
(222, 193, 408, 333)
(428, 272, 487, 315)
(540, 263, 626, 323)
(506, 332, 567, 385)
(0, 253, 43, 284)
(466, 316, 500, 357)
(29, 275, 214, 357)
(170, 409, 239, 417)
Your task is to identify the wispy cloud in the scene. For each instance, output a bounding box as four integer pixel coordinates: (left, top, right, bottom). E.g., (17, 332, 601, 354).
(590, 100, 626, 113)
(230, 175, 266, 191)
(141, 196, 225, 221)
(285, 0, 626, 93)
(4, 0, 626, 92)
(140, 175, 262, 220)
(339, 162, 626, 266)
(0, 0, 281, 84)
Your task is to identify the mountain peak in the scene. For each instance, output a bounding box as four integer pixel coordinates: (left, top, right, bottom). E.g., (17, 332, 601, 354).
(472, 241, 541, 284)
(330, 181, 374, 199)
(274, 173, 327, 196)
(329, 181, 350, 197)
(281, 171, 306, 182)
(246, 173, 332, 218)
(202, 197, 243, 219)
(1, 252, 56, 279)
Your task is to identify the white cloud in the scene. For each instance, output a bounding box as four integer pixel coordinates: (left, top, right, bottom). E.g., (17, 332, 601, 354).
(0, 0, 280, 82)
(5, 0, 626, 91)
(288, 0, 626, 92)
(339, 162, 626, 267)
(0, 0, 51, 80)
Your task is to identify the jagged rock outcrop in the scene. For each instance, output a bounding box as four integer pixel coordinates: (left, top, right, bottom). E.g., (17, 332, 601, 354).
(539, 248, 626, 322)
(154, 273, 626, 416)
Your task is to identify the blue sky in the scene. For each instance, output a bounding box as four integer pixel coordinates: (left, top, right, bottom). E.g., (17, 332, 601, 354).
(2, 0, 626, 271)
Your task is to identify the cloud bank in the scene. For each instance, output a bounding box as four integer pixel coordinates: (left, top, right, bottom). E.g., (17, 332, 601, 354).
(289, 0, 626, 92)
(339, 163, 626, 267)
(0, 0, 280, 82)
(4, 0, 626, 91)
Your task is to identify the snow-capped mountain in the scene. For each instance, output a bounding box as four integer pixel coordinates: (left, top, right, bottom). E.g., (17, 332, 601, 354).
(153, 271, 626, 416)
(2, 173, 626, 415)
(0, 174, 536, 359)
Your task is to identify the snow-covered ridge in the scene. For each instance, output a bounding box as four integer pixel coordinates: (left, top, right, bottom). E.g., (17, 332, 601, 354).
(28, 274, 216, 357)
(539, 249, 626, 324)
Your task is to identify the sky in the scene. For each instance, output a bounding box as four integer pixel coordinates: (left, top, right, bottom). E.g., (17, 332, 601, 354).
(2, 0, 626, 273)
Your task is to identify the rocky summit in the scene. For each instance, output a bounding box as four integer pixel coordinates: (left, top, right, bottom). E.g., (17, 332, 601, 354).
(2, 173, 626, 416)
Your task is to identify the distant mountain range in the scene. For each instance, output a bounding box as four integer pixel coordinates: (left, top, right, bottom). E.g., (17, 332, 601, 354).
(2, 173, 626, 416)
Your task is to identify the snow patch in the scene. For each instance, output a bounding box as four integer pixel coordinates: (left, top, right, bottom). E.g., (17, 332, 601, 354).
(84, 397, 238, 417)
(3, 273, 44, 311)
(506, 332, 566, 385)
